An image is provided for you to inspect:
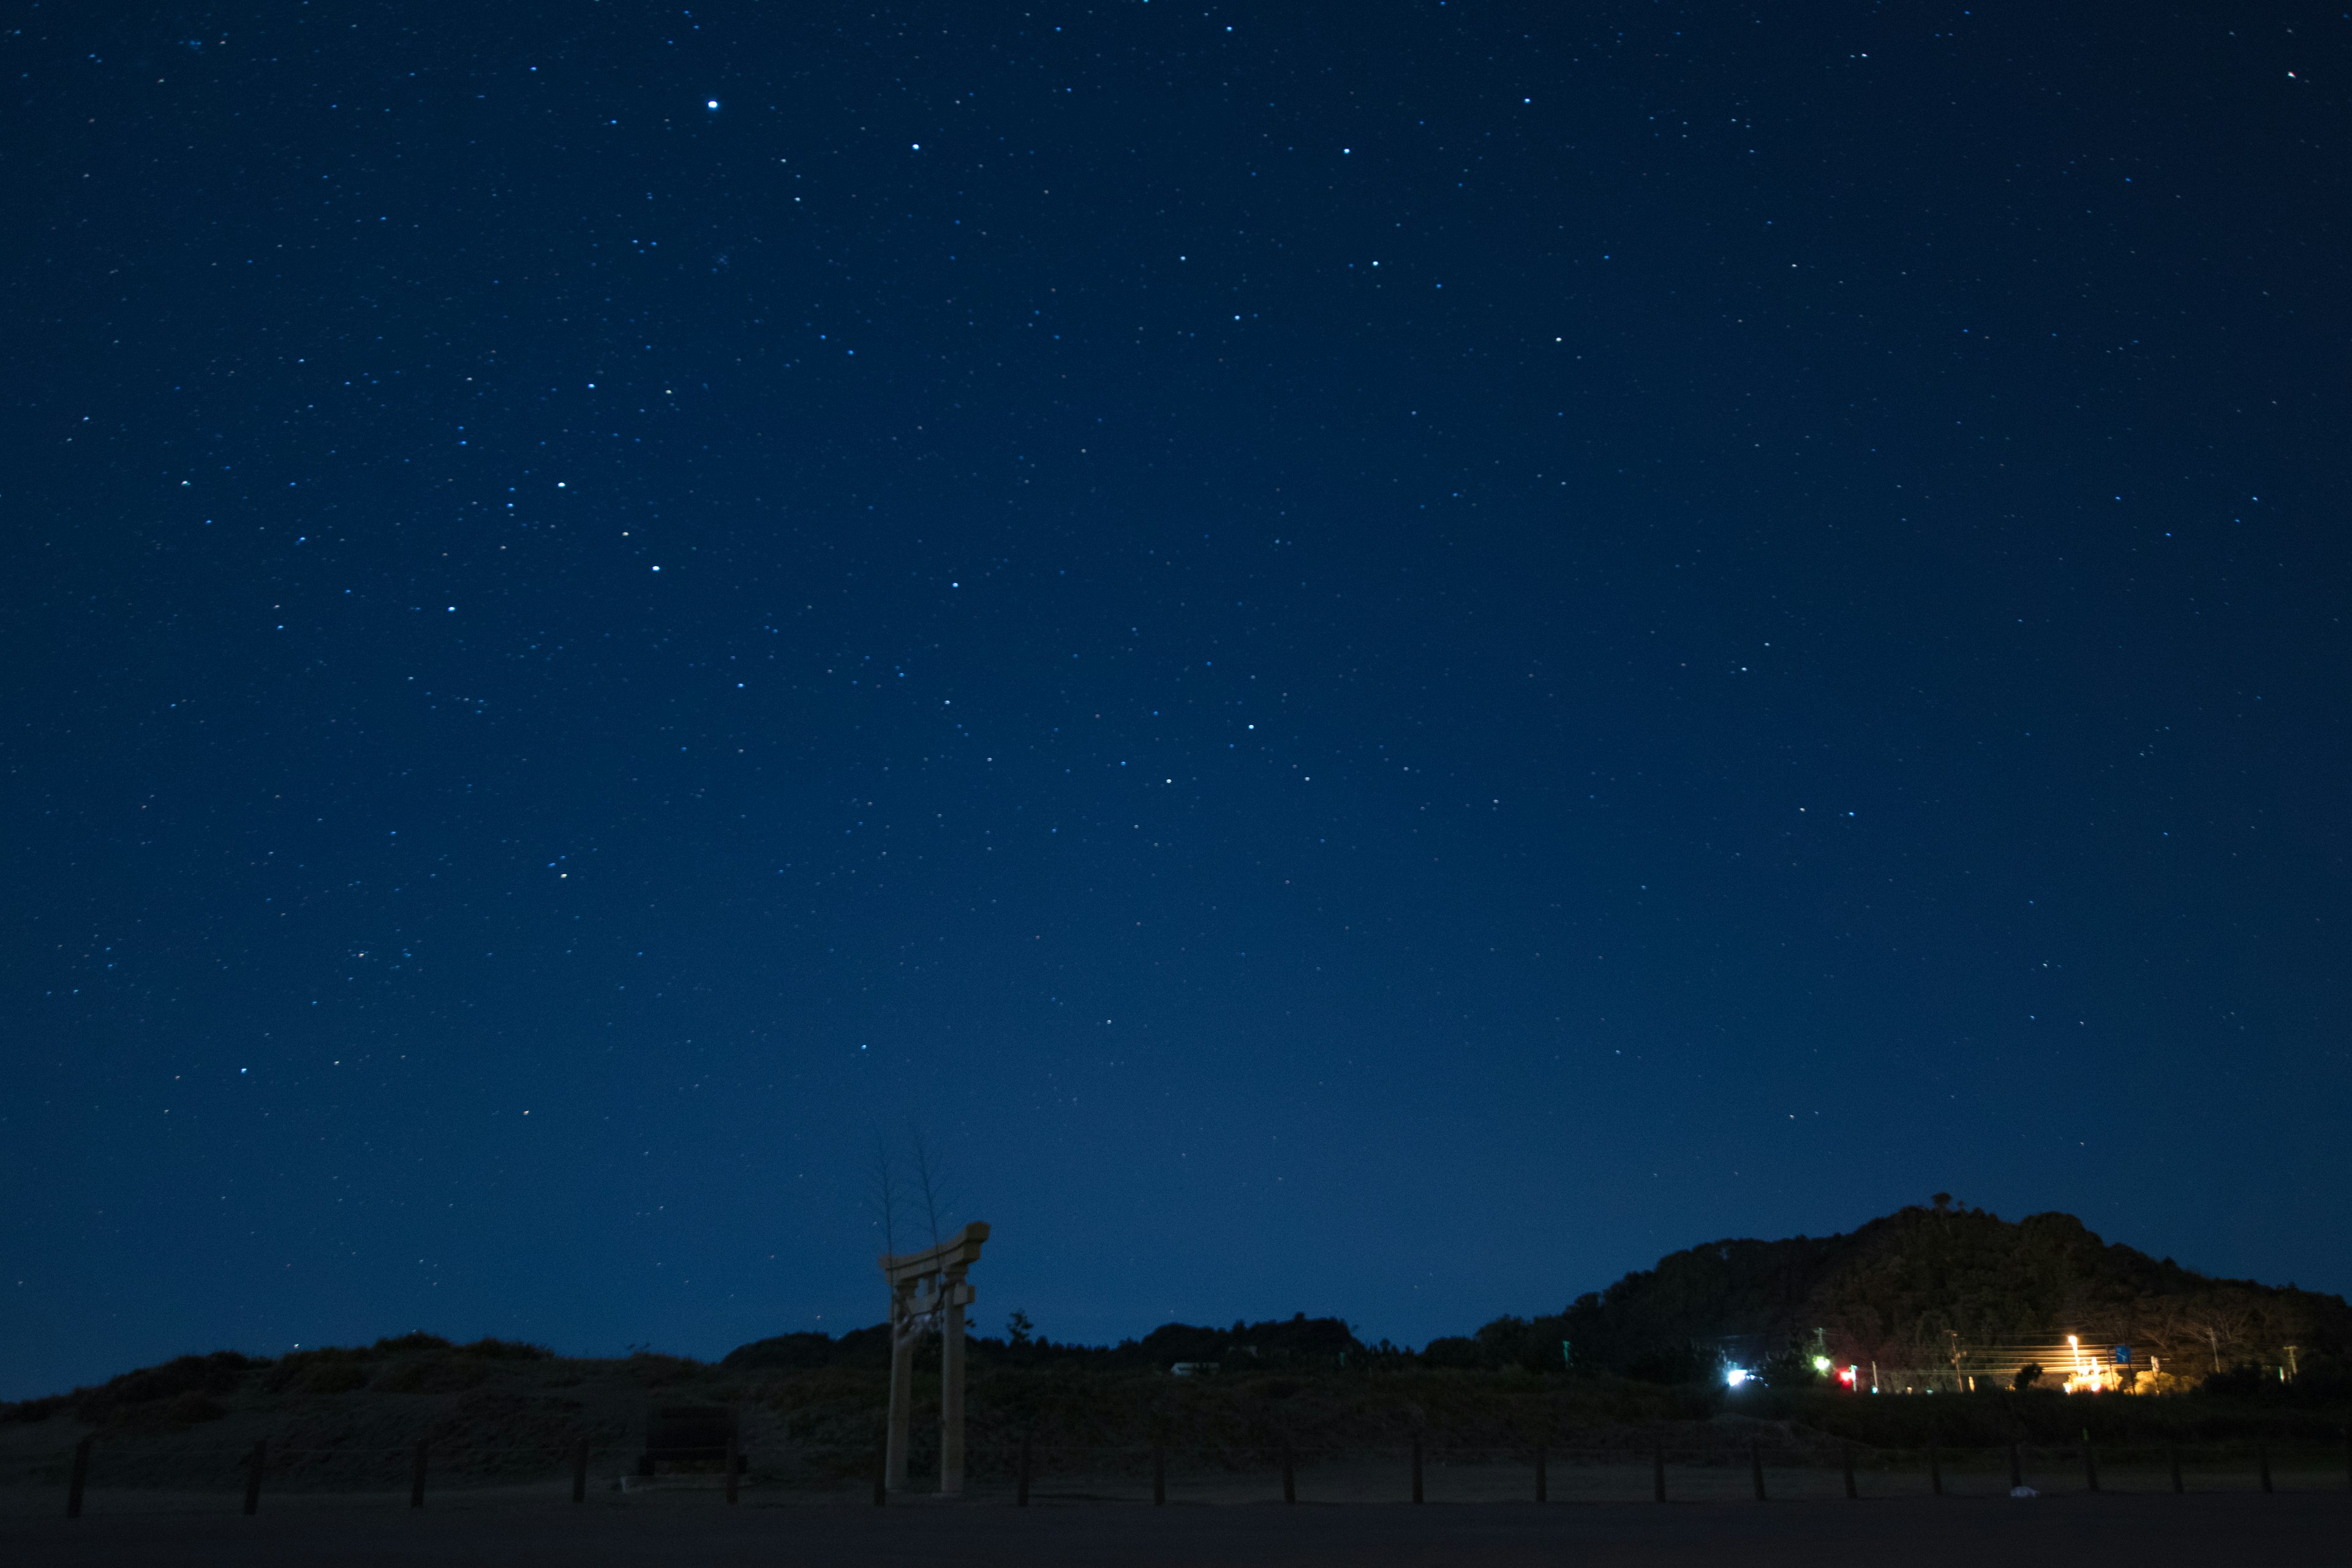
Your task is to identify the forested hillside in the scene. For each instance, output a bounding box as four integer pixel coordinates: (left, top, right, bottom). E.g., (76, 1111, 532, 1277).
(1446, 1199, 2349, 1386)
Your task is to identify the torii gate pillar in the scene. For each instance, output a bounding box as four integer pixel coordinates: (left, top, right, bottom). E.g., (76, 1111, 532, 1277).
(880, 1221, 989, 1494)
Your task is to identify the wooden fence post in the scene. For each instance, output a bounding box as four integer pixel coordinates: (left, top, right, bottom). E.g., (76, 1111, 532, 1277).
(2083, 1437, 2099, 1493)
(1750, 1440, 1766, 1502)
(572, 1438, 589, 1504)
(2169, 1443, 2184, 1495)
(1410, 1434, 1423, 1504)
(410, 1439, 428, 1508)
(875, 1430, 891, 1507)
(2258, 1443, 2272, 1494)
(1015, 1434, 1030, 1507)
(1928, 1439, 1942, 1496)
(1282, 1443, 1295, 1505)
(1653, 1446, 1666, 1503)
(243, 1439, 266, 1516)
(1842, 1444, 1857, 1499)
(66, 1436, 91, 1519)
(725, 1425, 739, 1504)
(2008, 1442, 2023, 1491)
(1153, 1442, 1166, 1506)
(1535, 1443, 1547, 1504)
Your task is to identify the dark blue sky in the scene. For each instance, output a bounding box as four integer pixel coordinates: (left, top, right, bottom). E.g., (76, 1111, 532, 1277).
(5, 1, 2346, 1399)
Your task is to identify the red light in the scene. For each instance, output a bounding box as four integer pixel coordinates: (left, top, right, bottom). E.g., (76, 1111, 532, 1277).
(1838, 1366, 1858, 1387)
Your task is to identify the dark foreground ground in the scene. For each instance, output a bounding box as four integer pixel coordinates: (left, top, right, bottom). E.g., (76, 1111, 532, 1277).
(6, 1492, 2346, 1567)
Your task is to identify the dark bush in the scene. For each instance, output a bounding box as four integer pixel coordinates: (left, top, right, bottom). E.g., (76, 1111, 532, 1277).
(162, 1390, 228, 1426)
(2193, 1363, 2352, 1405)
(723, 1332, 840, 1371)
(1133, 1321, 1232, 1366)
(1625, 1341, 1717, 1386)
(372, 1354, 490, 1394)
(1761, 1344, 1823, 1389)
(622, 1352, 702, 1389)
(303, 1360, 371, 1394)
(80, 1352, 259, 1423)
(0, 1394, 71, 1424)
(263, 1347, 376, 1395)
(458, 1338, 553, 1362)
(828, 1324, 892, 1366)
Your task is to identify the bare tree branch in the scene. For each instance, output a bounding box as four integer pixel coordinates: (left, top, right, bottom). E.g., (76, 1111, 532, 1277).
(908, 1125, 952, 1253)
(867, 1131, 902, 1261)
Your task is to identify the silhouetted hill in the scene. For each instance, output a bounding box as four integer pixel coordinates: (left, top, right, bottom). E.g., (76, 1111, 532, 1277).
(1446, 1199, 2351, 1387)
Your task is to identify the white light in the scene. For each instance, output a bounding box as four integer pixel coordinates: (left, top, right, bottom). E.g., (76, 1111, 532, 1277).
(1724, 1367, 1749, 1388)
(706, 99, 719, 110)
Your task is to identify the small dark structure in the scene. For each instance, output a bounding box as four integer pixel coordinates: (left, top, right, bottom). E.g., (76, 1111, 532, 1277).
(639, 1406, 746, 1476)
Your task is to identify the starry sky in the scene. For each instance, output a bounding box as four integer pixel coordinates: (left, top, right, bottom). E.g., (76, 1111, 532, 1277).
(5, 2, 2347, 1399)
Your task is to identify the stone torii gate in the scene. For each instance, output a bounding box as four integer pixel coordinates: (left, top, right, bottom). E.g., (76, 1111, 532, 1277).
(880, 1220, 989, 1494)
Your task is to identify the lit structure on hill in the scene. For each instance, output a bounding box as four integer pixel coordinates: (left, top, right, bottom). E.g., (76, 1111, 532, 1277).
(1852, 1336, 2161, 1393)
(2057, 1334, 2158, 1393)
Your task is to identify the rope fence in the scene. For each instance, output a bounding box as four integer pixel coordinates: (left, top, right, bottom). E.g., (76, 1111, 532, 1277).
(23, 1430, 2352, 1517)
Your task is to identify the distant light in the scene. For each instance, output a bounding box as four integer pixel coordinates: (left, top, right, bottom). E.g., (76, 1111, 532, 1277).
(706, 99, 720, 110)
(1724, 1367, 1749, 1388)
(1813, 1355, 1833, 1374)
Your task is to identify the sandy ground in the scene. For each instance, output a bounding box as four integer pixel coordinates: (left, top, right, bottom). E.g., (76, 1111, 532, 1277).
(4, 1490, 2347, 1566)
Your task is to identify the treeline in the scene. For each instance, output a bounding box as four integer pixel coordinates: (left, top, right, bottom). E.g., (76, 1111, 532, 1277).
(1, 1334, 554, 1428)
(723, 1203, 2351, 1391)
(722, 1311, 1378, 1374)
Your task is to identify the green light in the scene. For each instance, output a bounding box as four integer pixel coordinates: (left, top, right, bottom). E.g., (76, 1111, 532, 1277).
(1813, 1355, 1833, 1374)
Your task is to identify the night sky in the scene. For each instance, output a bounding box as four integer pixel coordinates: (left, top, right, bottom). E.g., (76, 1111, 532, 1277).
(6, 2, 2347, 1401)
